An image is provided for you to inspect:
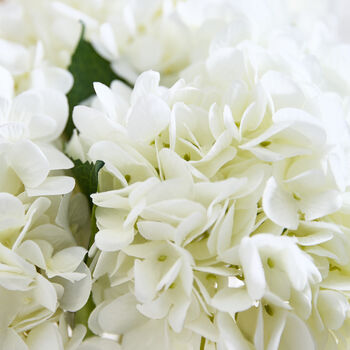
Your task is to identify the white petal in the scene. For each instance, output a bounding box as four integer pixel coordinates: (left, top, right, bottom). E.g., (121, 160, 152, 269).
(95, 228, 134, 252)
(279, 313, 315, 350)
(159, 148, 192, 182)
(217, 312, 252, 350)
(73, 105, 124, 140)
(187, 313, 219, 342)
(26, 322, 63, 350)
(0, 242, 36, 274)
(137, 221, 176, 241)
(34, 274, 57, 312)
(26, 176, 75, 197)
(240, 85, 267, 134)
(175, 210, 206, 245)
(0, 192, 25, 231)
(49, 247, 87, 274)
(127, 95, 170, 143)
(39, 89, 69, 141)
(206, 48, 245, 83)
(16, 240, 46, 269)
(321, 273, 350, 290)
(26, 223, 75, 252)
(0, 39, 30, 74)
(216, 203, 235, 254)
(134, 259, 160, 302)
(29, 114, 57, 140)
(296, 232, 333, 246)
(168, 296, 190, 332)
(254, 305, 264, 350)
(273, 108, 326, 147)
(66, 324, 86, 349)
(94, 82, 117, 120)
(261, 70, 304, 110)
(78, 337, 121, 350)
(39, 144, 74, 170)
(52, 2, 98, 27)
(65, 130, 86, 162)
(156, 259, 182, 292)
(52, 263, 92, 312)
(88, 140, 155, 182)
(262, 177, 298, 230)
(211, 288, 254, 313)
(0, 288, 22, 329)
(31, 67, 73, 94)
(223, 105, 239, 141)
(88, 302, 105, 336)
(122, 241, 161, 259)
(122, 319, 169, 350)
(10, 140, 49, 188)
(300, 190, 342, 221)
(98, 294, 147, 334)
(240, 123, 289, 150)
(127, 36, 162, 72)
(266, 309, 287, 350)
(0, 272, 31, 293)
(209, 103, 224, 139)
(97, 22, 118, 59)
(0, 329, 28, 350)
(311, 93, 349, 146)
(145, 179, 193, 205)
(317, 290, 349, 330)
(193, 138, 237, 178)
(239, 237, 266, 300)
(131, 70, 160, 105)
(136, 293, 171, 320)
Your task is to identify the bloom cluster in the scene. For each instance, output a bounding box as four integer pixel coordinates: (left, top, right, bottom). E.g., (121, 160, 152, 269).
(0, 0, 119, 348)
(2, 0, 350, 349)
(0, 84, 90, 350)
(68, 1, 350, 348)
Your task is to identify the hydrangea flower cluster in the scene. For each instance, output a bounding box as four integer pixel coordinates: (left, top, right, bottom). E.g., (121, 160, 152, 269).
(1, 0, 350, 349)
(0, 70, 93, 348)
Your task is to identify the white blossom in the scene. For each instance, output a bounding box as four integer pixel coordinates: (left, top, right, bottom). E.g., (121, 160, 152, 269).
(0, 191, 91, 345)
(2, 0, 350, 348)
(67, 0, 350, 344)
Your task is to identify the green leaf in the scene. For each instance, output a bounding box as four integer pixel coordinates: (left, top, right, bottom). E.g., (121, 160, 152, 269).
(70, 158, 104, 264)
(64, 24, 132, 138)
(71, 158, 104, 207)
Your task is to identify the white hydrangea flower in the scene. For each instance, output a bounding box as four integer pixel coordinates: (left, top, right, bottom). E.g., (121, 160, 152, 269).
(67, 0, 350, 341)
(2, 0, 347, 348)
(0, 0, 81, 69)
(7, 313, 122, 350)
(0, 190, 92, 346)
(0, 66, 74, 197)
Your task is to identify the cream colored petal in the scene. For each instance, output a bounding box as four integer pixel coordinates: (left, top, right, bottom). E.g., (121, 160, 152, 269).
(262, 177, 298, 230)
(239, 237, 266, 300)
(127, 95, 170, 143)
(10, 140, 49, 188)
(211, 288, 254, 314)
(26, 322, 63, 350)
(98, 293, 147, 334)
(34, 274, 57, 312)
(0, 192, 25, 231)
(52, 263, 91, 312)
(279, 313, 315, 350)
(26, 176, 75, 197)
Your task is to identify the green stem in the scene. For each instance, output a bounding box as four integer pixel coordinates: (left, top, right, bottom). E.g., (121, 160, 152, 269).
(84, 204, 98, 265)
(200, 337, 206, 350)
